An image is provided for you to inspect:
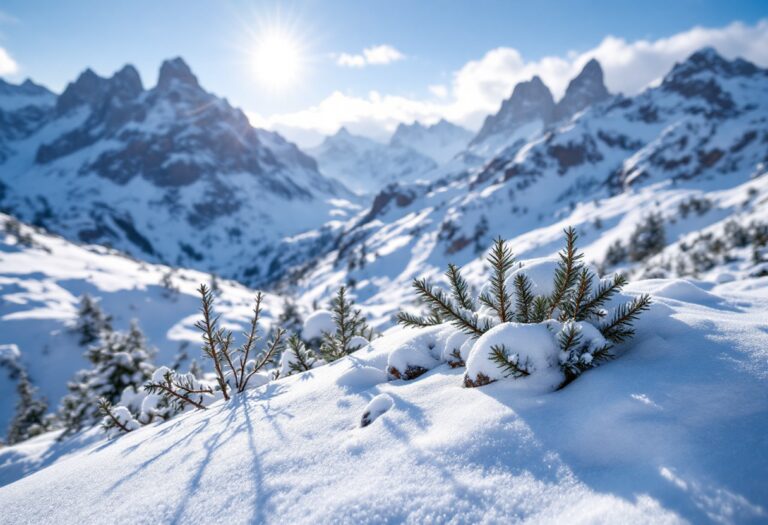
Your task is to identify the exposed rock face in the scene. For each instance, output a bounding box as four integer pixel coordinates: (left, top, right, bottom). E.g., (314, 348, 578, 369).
(471, 76, 555, 146)
(554, 58, 610, 121)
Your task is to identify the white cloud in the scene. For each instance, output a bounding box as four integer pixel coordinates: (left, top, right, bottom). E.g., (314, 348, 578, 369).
(428, 84, 448, 99)
(0, 47, 19, 76)
(252, 19, 768, 145)
(336, 44, 405, 68)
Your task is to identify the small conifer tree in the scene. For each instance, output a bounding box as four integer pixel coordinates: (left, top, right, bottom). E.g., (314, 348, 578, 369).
(59, 321, 155, 433)
(319, 286, 373, 362)
(398, 229, 651, 388)
(74, 294, 113, 346)
(7, 371, 50, 445)
(628, 212, 666, 262)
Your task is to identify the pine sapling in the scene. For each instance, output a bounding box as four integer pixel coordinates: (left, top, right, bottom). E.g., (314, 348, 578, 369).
(479, 237, 515, 322)
(320, 286, 373, 362)
(548, 227, 584, 317)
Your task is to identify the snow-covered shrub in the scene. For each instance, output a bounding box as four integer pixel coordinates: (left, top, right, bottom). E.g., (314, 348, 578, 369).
(318, 286, 374, 362)
(302, 309, 334, 342)
(7, 370, 52, 445)
(399, 229, 651, 389)
(193, 284, 285, 401)
(628, 212, 666, 262)
(74, 294, 113, 346)
(278, 334, 323, 377)
(387, 325, 450, 380)
(58, 321, 155, 434)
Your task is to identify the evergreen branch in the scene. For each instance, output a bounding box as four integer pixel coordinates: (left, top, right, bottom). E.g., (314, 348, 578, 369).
(446, 264, 475, 311)
(144, 372, 208, 411)
(396, 310, 443, 329)
(557, 322, 583, 355)
(560, 267, 592, 321)
(548, 227, 584, 317)
(243, 328, 286, 389)
(530, 296, 549, 323)
(599, 294, 652, 344)
(513, 273, 535, 323)
(410, 278, 488, 336)
(236, 292, 263, 390)
(98, 398, 132, 434)
(489, 344, 531, 379)
(286, 334, 316, 373)
(487, 237, 515, 322)
(194, 284, 229, 400)
(578, 274, 628, 321)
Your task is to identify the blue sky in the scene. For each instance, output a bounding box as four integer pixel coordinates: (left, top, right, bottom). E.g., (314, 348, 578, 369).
(1, 1, 766, 145)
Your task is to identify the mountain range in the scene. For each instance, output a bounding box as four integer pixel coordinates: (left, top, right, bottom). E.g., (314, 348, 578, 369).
(0, 58, 356, 281)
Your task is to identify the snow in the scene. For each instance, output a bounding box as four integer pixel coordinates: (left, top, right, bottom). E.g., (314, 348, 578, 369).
(464, 322, 561, 389)
(1, 278, 766, 523)
(301, 310, 334, 340)
(359, 393, 394, 427)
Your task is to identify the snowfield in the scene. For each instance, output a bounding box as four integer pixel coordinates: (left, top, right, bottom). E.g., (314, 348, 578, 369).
(1, 277, 766, 524)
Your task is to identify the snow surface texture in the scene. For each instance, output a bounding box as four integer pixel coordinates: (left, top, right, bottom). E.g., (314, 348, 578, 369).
(0, 278, 766, 523)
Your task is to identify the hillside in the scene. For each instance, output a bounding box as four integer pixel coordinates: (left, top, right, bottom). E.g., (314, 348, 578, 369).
(0, 213, 294, 435)
(285, 49, 768, 322)
(0, 276, 766, 523)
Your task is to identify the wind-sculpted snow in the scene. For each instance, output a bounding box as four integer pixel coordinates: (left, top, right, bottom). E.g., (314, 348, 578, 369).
(1, 277, 767, 523)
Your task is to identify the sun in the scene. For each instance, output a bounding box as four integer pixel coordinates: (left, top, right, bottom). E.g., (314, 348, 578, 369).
(252, 28, 303, 90)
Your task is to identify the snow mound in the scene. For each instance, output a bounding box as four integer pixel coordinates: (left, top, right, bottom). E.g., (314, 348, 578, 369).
(335, 365, 388, 390)
(302, 310, 334, 340)
(464, 322, 561, 389)
(387, 324, 453, 380)
(360, 394, 394, 427)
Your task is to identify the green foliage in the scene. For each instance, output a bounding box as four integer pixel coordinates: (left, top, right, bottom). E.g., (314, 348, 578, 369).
(479, 237, 516, 323)
(7, 371, 50, 445)
(283, 333, 320, 375)
(397, 228, 652, 388)
(195, 284, 285, 399)
(489, 344, 530, 379)
(74, 294, 113, 346)
(320, 286, 373, 362)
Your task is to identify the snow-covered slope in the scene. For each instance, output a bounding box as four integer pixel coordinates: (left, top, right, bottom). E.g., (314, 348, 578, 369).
(1, 276, 766, 523)
(308, 127, 438, 195)
(389, 119, 473, 164)
(285, 48, 768, 326)
(0, 213, 291, 435)
(0, 59, 357, 284)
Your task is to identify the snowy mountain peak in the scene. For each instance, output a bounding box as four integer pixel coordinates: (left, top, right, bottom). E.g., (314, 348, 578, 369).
(470, 75, 555, 147)
(389, 118, 472, 163)
(665, 47, 762, 82)
(554, 58, 610, 120)
(157, 56, 200, 90)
